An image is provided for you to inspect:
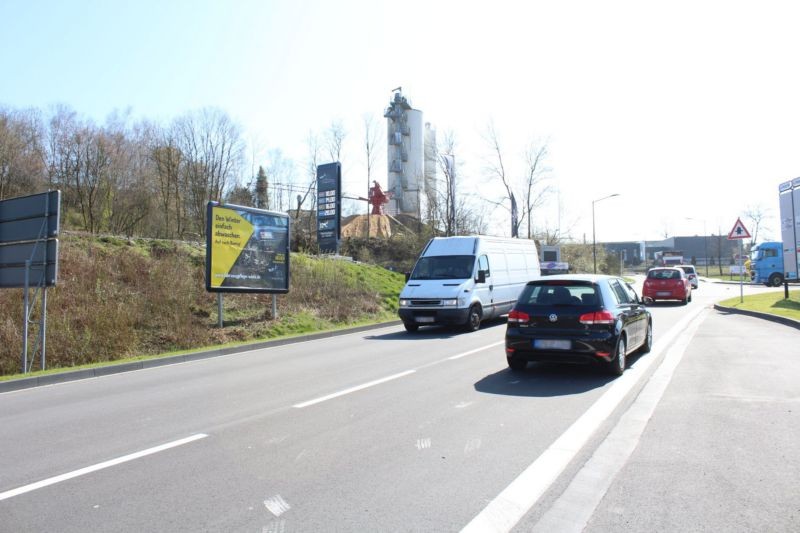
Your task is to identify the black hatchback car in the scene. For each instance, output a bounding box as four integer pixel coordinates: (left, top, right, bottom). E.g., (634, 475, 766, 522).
(505, 275, 652, 376)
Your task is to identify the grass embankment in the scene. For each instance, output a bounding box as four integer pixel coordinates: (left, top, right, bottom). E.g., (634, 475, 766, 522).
(717, 290, 800, 322)
(0, 234, 405, 379)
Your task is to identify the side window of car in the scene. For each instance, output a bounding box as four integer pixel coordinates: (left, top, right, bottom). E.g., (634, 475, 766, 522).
(478, 255, 490, 277)
(610, 280, 632, 304)
(623, 282, 640, 303)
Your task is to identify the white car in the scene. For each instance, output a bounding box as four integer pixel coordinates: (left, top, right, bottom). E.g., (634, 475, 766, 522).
(676, 264, 699, 289)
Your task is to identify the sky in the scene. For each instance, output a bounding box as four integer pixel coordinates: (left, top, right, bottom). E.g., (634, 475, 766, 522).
(2, 0, 798, 243)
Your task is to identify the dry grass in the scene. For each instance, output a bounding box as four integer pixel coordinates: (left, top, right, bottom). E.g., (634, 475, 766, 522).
(0, 234, 405, 376)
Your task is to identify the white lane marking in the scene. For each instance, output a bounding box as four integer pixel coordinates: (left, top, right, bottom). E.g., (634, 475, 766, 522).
(292, 370, 416, 408)
(416, 438, 432, 450)
(293, 340, 502, 408)
(461, 306, 706, 533)
(531, 309, 708, 532)
(0, 433, 208, 501)
(448, 341, 504, 360)
(263, 494, 292, 516)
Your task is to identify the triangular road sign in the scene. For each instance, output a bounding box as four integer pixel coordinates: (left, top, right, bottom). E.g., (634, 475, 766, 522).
(727, 217, 751, 240)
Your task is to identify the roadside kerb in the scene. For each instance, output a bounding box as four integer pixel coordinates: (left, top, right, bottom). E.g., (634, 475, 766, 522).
(713, 303, 800, 330)
(0, 320, 403, 393)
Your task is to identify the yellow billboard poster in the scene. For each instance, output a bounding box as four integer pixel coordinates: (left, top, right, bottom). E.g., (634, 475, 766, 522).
(205, 202, 290, 293)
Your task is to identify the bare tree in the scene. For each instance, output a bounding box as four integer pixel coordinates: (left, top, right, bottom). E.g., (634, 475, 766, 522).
(325, 119, 347, 163)
(150, 124, 185, 238)
(522, 140, 551, 239)
(360, 113, 384, 238)
(483, 121, 550, 238)
(0, 107, 45, 200)
(174, 108, 245, 236)
(744, 203, 771, 247)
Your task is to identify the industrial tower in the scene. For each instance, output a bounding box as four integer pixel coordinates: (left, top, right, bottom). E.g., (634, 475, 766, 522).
(384, 88, 436, 217)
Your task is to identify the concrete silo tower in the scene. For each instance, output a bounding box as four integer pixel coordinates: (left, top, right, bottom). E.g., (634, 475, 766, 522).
(384, 88, 435, 216)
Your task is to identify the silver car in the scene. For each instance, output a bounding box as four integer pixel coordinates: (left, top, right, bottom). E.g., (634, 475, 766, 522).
(676, 264, 699, 289)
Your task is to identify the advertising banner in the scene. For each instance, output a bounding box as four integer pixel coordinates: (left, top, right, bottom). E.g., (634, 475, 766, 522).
(316, 162, 341, 254)
(205, 202, 290, 293)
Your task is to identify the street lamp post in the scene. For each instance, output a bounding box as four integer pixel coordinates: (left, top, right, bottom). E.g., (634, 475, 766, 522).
(592, 193, 620, 274)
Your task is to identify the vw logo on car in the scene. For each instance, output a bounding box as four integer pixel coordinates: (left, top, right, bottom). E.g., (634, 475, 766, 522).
(548, 313, 558, 322)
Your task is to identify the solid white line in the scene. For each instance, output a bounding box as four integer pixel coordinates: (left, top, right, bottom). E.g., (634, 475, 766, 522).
(0, 433, 208, 501)
(531, 309, 708, 532)
(461, 306, 706, 533)
(292, 370, 416, 408)
(448, 341, 505, 360)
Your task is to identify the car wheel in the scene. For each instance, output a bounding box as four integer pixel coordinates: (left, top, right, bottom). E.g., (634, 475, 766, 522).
(688, 292, 692, 303)
(464, 305, 482, 332)
(404, 323, 419, 333)
(768, 273, 784, 287)
(507, 357, 527, 371)
(638, 321, 652, 354)
(608, 336, 626, 376)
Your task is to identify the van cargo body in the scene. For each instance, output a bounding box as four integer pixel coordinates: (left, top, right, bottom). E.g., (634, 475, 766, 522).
(399, 236, 541, 332)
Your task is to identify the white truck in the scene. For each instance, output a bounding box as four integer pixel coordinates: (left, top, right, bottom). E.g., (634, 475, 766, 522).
(398, 236, 540, 332)
(778, 178, 800, 283)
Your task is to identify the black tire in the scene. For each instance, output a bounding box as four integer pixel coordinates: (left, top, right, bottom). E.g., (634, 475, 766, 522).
(404, 323, 419, 332)
(688, 292, 692, 303)
(608, 336, 626, 376)
(638, 321, 652, 354)
(507, 357, 527, 371)
(464, 305, 482, 332)
(768, 273, 784, 287)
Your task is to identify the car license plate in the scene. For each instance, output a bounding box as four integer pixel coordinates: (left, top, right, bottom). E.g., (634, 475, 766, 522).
(416, 316, 435, 323)
(657, 291, 671, 297)
(534, 339, 570, 350)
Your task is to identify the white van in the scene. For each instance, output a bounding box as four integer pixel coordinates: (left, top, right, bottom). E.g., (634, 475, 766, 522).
(398, 236, 540, 332)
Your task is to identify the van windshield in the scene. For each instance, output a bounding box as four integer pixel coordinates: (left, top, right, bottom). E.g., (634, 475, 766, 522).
(410, 255, 475, 280)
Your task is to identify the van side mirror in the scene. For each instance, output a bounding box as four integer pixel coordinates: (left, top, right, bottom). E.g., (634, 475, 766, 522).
(476, 270, 486, 284)
(642, 296, 653, 305)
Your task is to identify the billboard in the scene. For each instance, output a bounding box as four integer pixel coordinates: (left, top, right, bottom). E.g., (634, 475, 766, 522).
(316, 162, 341, 254)
(205, 202, 290, 293)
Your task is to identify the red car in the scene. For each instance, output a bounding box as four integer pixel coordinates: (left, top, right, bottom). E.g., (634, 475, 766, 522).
(642, 267, 692, 304)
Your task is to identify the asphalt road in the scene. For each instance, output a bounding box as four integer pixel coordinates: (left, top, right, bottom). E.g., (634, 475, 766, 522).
(0, 278, 795, 532)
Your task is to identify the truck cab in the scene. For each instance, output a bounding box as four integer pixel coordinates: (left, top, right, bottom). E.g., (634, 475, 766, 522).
(749, 242, 783, 286)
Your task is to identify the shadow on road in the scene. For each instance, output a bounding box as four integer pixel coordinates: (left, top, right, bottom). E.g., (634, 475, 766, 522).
(474, 363, 616, 397)
(363, 318, 507, 341)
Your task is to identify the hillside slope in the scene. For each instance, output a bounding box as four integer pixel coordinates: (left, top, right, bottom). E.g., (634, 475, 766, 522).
(0, 234, 405, 376)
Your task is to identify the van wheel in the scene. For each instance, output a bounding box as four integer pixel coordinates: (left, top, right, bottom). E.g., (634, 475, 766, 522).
(464, 305, 482, 332)
(404, 323, 418, 332)
(768, 273, 784, 287)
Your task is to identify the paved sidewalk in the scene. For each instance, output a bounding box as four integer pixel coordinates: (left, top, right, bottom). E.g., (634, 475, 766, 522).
(583, 310, 799, 532)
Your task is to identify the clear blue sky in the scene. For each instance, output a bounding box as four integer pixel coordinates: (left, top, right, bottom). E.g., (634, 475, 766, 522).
(2, 0, 798, 242)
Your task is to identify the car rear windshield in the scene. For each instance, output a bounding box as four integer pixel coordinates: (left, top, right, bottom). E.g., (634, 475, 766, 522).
(518, 282, 599, 306)
(648, 269, 681, 280)
(680, 266, 696, 274)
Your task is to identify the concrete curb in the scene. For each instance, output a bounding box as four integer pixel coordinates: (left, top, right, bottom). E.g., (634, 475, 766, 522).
(713, 304, 800, 330)
(0, 320, 404, 393)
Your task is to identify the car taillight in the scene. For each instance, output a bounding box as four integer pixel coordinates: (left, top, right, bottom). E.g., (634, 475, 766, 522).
(508, 309, 530, 324)
(579, 310, 615, 325)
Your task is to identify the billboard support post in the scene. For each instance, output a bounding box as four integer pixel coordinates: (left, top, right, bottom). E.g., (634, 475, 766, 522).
(22, 260, 30, 372)
(217, 293, 224, 328)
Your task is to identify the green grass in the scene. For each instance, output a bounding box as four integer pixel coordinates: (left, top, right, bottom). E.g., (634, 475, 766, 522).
(717, 290, 800, 321)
